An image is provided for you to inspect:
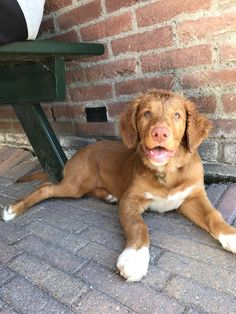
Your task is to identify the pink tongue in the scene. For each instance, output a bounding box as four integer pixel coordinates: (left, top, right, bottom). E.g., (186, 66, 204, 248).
(148, 147, 168, 162)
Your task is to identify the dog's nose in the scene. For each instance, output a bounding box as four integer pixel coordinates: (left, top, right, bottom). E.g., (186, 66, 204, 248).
(151, 127, 170, 143)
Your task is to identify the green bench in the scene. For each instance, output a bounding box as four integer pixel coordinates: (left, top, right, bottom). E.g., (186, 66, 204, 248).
(0, 40, 104, 182)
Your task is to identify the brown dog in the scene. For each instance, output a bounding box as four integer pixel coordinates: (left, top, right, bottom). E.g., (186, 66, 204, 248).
(2, 89, 236, 281)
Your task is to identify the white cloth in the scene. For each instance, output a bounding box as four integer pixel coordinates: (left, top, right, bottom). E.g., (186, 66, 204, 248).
(16, 0, 45, 40)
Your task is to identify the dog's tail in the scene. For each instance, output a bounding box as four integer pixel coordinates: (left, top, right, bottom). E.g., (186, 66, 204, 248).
(16, 171, 48, 183)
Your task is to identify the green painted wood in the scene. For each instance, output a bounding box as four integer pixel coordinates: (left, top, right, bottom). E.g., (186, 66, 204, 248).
(0, 40, 104, 61)
(13, 103, 67, 182)
(0, 57, 65, 104)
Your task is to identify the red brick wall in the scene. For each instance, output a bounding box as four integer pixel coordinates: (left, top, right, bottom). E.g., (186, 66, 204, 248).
(1, 0, 236, 164)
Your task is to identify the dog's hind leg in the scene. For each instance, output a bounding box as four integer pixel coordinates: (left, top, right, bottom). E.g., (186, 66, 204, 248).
(90, 188, 118, 204)
(2, 180, 85, 221)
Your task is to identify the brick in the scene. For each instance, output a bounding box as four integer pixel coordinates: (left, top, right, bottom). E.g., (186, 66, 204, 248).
(112, 27, 173, 55)
(224, 143, 236, 165)
(52, 29, 78, 42)
(219, 42, 236, 61)
(0, 237, 21, 264)
(80, 227, 123, 251)
(85, 58, 136, 81)
(206, 184, 228, 207)
(78, 242, 119, 269)
(9, 254, 88, 306)
(0, 106, 16, 120)
(165, 276, 236, 313)
(25, 221, 89, 254)
(217, 184, 236, 224)
(181, 69, 236, 89)
(65, 67, 85, 84)
(0, 276, 73, 314)
(141, 45, 212, 72)
(74, 122, 115, 137)
(158, 252, 236, 296)
(116, 76, 173, 96)
(51, 121, 74, 135)
(70, 84, 112, 101)
(80, 13, 132, 41)
(222, 93, 236, 113)
(50, 105, 72, 121)
(57, 0, 101, 30)
(44, 0, 72, 14)
(178, 13, 236, 43)
(198, 140, 218, 162)
(189, 95, 216, 113)
(39, 17, 55, 36)
(106, 0, 137, 12)
(0, 267, 15, 287)
(68, 105, 84, 119)
(143, 265, 170, 290)
(17, 235, 86, 274)
(78, 261, 184, 313)
(150, 229, 236, 269)
(137, 0, 211, 26)
(211, 119, 236, 138)
(73, 289, 131, 313)
(107, 101, 129, 118)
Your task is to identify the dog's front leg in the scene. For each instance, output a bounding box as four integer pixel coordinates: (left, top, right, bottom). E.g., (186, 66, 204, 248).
(179, 191, 236, 253)
(117, 195, 150, 282)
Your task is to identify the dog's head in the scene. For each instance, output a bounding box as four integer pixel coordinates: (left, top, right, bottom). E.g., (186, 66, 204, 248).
(120, 89, 212, 167)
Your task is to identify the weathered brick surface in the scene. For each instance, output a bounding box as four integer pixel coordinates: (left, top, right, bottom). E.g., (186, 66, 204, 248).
(0, 177, 235, 312)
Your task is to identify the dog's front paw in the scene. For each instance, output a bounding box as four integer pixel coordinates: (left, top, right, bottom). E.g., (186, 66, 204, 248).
(218, 233, 236, 254)
(2, 206, 16, 222)
(116, 247, 150, 282)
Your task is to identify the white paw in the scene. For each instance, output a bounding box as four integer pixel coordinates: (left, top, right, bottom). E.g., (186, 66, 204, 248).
(218, 233, 236, 254)
(105, 194, 118, 204)
(2, 206, 16, 222)
(116, 247, 150, 282)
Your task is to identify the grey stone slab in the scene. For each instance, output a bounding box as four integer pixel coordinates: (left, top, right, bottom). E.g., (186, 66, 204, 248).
(72, 289, 132, 314)
(0, 276, 73, 314)
(0, 237, 21, 264)
(16, 235, 87, 274)
(0, 267, 15, 287)
(150, 229, 236, 271)
(157, 251, 236, 296)
(165, 276, 236, 314)
(9, 254, 88, 307)
(217, 184, 236, 224)
(142, 265, 170, 290)
(206, 183, 228, 207)
(77, 261, 184, 314)
(78, 242, 119, 269)
(204, 163, 236, 183)
(25, 221, 89, 254)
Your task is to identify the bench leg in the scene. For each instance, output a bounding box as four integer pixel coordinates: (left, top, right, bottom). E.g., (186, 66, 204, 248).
(13, 103, 67, 182)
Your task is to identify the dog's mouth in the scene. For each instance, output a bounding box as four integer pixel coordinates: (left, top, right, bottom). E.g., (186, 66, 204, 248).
(144, 146, 176, 164)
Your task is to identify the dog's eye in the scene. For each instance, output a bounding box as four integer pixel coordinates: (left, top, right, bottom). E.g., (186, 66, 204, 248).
(144, 111, 152, 118)
(174, 112, 181, 120)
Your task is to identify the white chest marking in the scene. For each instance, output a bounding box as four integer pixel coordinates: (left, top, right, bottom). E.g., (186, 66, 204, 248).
(144, 186, 194, 213)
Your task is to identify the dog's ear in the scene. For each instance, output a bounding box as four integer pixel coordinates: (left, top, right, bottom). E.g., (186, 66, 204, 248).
(184, 100, 212, 152)
(119, 100, 139, 148)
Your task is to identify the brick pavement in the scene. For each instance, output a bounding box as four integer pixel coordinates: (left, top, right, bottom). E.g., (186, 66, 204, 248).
(0, 176, 235, 314)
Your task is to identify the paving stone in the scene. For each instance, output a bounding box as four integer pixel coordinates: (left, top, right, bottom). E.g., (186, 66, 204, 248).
(165, 276, 236, 314)
(25, 221, 89, 254)
(0, 237, 21, 264)
(78, 242, 119, 269)
(206, 184, 228, 207)
(0, 307, 18, 314)
(72, 289, 132, 313)
(157, 251, 236, 296)
(0, 276, 73, 314)
(80, 226, 123, 251)
(0, 220, 27, 244)
(16, 235, 87, 274)
(9, 254, 88, 307)
(78, 261, 184, 314)
(150, 229, 236, 271)
(217, 184, 236, 224)
(142, 265, 170, 290)
(0, 267, 15, 287)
